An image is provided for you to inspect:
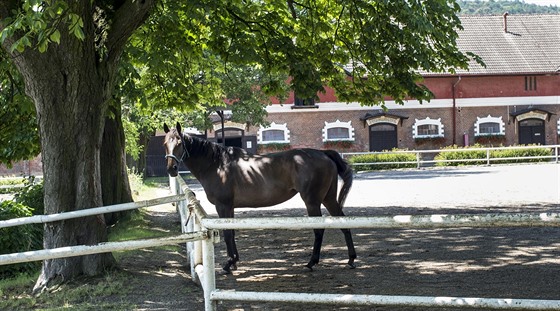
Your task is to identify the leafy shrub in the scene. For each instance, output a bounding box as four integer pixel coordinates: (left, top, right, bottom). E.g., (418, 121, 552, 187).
(323, 140, 354, 150)
(491, 146, 551, 164)
(0, 201, 42, 277)
(435, 144, 552, 166)
(348, 150, 417, 171)
(0, 178, 25, 195)
(434, 145, 487, 166)
(258, 143, 290, 154)
(13, 177, 44, 215)
(474, 134, 506, 145)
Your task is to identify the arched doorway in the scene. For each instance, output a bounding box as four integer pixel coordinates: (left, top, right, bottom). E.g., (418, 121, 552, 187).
(518, 118, 545, 145)
(369, 123, 398, 151)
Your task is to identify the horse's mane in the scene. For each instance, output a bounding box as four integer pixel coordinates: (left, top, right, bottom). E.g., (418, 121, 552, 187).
(185, 135, 247, 163)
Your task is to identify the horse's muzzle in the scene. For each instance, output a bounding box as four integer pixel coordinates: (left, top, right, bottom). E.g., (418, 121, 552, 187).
(167, 165, 178, 177)
(165, 155, 179, 177)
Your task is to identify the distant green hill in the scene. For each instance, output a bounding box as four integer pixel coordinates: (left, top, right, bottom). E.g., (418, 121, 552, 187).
(457, 0, 560, 15)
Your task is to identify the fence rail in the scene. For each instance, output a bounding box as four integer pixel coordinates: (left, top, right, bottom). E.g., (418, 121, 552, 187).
(170, 175, 560, 311)
(342, 144, 560, 168)
(2, 174, 560, 310)
(0, 193, 207, 267)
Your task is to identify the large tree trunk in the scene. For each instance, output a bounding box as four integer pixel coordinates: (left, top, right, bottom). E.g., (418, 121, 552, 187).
(0, 0, 155, 292)
(101, 105, 134, 226)
(13, 30, 116, 291)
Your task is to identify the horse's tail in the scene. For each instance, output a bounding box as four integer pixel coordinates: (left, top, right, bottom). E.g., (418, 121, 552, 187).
(323, 150, 353, 208)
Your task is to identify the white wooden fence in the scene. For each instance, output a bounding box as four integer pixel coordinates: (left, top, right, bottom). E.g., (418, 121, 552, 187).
(171, 175, 560, 311)
(0, 194, 208, 265)
(2, 175, 560, 310)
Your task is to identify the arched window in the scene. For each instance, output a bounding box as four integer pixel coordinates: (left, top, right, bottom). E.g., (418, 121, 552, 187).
(322, 120, 355, 142)
(474, 115, 505, 136)
(258, 122, 290, 144)
(412, 117, 444, 138)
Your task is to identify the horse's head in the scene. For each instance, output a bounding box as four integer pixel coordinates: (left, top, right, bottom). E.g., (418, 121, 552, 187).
(163, 122, 185, 177)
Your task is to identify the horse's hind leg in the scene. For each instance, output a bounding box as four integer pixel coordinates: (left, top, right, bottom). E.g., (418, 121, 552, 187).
(340, 228, 356, 269)
(323, 198, 357, 269)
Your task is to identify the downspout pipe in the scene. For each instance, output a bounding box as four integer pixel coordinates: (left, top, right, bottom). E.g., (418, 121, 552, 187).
(452, 76, 462, 145)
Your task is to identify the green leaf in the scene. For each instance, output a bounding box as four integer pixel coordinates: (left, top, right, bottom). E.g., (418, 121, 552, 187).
(50, 30, 61, 44)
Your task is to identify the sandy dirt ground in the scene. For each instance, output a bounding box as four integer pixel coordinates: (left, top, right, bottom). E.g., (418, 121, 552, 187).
(113, 163, 560, 310)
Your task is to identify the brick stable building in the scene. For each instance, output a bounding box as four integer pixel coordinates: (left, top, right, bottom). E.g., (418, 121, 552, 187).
(207, 14, 560, 153)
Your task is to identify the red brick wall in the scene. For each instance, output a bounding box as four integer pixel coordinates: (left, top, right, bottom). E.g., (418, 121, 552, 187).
(0, 155, 43, 176)
(245, 103, 560, 153)
(256, 73, 560, 152)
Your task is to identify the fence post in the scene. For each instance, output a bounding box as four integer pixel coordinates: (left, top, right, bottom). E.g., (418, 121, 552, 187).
(203, 230, 218, 311)
(486, 149, 490, 165)
(416, 152, 421, 168)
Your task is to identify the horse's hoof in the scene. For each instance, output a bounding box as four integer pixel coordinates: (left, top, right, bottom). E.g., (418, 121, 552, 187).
(218, 268, 232, 275)
(304, 261, 315, 271)
(347, 262, 356, 269)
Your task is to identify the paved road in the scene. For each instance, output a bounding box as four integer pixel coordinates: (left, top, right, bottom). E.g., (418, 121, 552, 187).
(190, 163, 560, 215)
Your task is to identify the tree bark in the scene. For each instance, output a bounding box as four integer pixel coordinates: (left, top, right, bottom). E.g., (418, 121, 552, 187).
(101, 105, 134, 226)
(0, 0, 155, 291)
(22, 45, 116, 291)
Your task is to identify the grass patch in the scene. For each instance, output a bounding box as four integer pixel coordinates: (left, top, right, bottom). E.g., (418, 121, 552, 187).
(0, 270, 136, 310)
(0, 177, 178, 310)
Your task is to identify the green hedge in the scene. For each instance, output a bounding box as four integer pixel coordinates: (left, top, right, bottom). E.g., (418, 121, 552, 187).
(13, 177, 44, 216)
(348, 151, 417, 171)
(0, 201, 42, 277)
(0, 177, 44, 277)
(0, 178, 25, 194)
(435, 145, 552, 166)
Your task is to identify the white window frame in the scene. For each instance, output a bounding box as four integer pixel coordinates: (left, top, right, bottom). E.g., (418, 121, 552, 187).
(412, 117, 444, 138)
(322, 120, 355, 142)
(557, 119, 560, 135)
(258, 122, 290, 144)
(474, 115, 505, 136)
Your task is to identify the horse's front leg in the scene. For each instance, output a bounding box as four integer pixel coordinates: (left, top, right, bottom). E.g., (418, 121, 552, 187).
(222, 228, 239, 274)
(216, 204, 239, 274)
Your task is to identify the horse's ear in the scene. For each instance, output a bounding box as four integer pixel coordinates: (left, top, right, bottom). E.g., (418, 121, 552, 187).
(164, 123, 170, 133)
(176, 122, 182, 134)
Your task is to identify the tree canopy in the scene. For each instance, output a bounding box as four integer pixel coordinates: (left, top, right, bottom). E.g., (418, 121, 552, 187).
(0, 52, 40, 166)
(0, 0, 482, 289)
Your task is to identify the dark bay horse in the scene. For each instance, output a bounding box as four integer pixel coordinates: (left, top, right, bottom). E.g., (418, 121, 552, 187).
(164, 122, 356, 273)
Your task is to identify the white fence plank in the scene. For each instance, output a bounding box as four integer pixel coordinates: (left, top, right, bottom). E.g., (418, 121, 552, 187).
(211, 291, 560, 310)
(0, 194, 186, 229)
(0, 231, 208, 265)
(201, 212, 560, 230)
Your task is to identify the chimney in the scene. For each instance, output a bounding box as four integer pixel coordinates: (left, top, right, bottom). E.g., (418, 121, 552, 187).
(503, 12, 509, 33)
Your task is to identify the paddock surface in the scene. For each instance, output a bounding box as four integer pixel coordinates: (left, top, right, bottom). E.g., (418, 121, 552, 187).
(184, 163, 560, 310)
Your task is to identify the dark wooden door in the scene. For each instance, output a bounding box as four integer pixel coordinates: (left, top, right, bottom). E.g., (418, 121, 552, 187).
(369, 123, 397, 151)
(519, 119, 545, 145)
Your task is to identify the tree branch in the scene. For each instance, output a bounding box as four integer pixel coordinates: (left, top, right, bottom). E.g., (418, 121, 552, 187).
(105, 0, 156, 67)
